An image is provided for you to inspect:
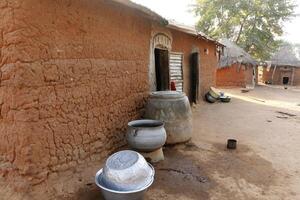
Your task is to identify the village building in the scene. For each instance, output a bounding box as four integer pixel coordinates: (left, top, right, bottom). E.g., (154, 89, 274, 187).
(262, 44, 300, 86)
(216, 39, 258, 88)
(0, 0, 222, 193)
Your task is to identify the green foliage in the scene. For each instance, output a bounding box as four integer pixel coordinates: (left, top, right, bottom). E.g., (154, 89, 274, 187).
(194, 0, 295, 60)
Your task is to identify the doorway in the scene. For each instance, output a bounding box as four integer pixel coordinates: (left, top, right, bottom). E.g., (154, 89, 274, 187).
(283, 77, 289, 85)
(252, 66, 256, 86)
(190, 52, 199, 103)
(155, 48, 170, 91)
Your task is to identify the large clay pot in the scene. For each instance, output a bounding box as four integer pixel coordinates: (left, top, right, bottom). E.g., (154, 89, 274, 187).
(126, 120, 167, 152)
(144, 91, 192, 144)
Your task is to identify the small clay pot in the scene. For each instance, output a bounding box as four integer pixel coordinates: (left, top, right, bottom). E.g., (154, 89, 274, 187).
(227, 139, 237, 149)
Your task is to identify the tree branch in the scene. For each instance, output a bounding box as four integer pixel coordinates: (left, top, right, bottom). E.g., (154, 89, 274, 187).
(235, 15, 249, 44)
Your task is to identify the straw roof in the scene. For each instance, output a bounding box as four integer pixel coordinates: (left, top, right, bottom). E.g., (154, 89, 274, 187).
(270, 44, 300, 67)
(218, 38, 257, 68)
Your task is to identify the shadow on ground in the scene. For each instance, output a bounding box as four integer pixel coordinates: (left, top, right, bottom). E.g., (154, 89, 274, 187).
(73, 141, 279, 200)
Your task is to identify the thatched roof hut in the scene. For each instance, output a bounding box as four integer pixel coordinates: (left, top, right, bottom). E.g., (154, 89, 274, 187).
(219, 38, 257, 68)
(270, 44, 300, 67)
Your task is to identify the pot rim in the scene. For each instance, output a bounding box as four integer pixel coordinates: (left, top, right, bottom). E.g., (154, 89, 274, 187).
(149, 91, 186, 99)
(95, 164, 155, 194)
(128, 119, 165, 128)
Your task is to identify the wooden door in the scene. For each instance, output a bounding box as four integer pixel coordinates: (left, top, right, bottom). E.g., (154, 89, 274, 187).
(190, 52, 199, 103)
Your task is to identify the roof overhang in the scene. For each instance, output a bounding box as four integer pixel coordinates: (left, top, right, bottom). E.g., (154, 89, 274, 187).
(111, 0, 168, 24)
(110, 0, 223, 47)
(167, 20, 224, 47)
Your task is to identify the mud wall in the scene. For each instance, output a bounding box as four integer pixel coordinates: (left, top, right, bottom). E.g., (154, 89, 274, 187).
(294, 68, 300, 85)
(244, 66, 255, 86)
(262, 66, 278, 83)
(0, 0, 151, 186)
(197, 38, 218, 97)
(171, 30, 218, 98)
(262, 67, 300, 86)
(216, 64, 247, 87)
(0, 0, 220, 190)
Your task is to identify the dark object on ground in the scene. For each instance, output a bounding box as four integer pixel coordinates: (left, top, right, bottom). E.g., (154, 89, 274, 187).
(265, 81, 272, 84)
(276, 116, 288, 119)
(241, 89, 250, 93)
(227, 139, 237, 149)
(205, 92, 217, 103)
(284, 87, 288, 90)
(220, 96, 231, 103)
(276, 111, 296, 117)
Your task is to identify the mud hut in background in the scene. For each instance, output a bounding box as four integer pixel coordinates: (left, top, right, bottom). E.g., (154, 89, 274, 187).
(0, 0, 222, 197)
(262, 44, 300, 86)
(216, 39, 258, 88)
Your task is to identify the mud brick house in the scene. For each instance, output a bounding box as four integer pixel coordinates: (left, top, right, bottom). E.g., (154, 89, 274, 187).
(0, 0, 221, 195)
(262, 44, 300, 86)
(216, 39, 258, 88)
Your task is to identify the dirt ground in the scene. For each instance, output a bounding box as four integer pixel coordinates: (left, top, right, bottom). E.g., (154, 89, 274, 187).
(70, 85, 300, 200)
(145, 85, 300, 200)
(2, 85, 300, 200)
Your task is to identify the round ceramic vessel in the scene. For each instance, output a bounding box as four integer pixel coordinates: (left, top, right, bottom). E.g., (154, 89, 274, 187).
(126, 120, 167, 152)
(145, 91, 192, 144)
(101, 150, 154, 191)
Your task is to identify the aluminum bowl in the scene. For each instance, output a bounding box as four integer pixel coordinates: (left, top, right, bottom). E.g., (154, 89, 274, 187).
(102, 150, 154, 191)
(205, 92, 217, 103)
(95, 165, 154, 200)
(209, 87, 220, 99)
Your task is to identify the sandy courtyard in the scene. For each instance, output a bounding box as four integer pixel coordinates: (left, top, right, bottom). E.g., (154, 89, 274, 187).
(142, 85, 300, 200)
(2, 85, 299, 200)
(71, 85, 300, 200)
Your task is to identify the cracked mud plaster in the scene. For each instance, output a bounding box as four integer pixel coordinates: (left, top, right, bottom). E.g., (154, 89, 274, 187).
(0, 0, 151, 186)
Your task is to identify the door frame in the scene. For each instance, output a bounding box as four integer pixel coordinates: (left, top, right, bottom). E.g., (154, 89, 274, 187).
(149, 32, 173, 91)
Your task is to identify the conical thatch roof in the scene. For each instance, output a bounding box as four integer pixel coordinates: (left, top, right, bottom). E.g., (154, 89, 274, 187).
(270, 44, 300, 67)
(219, 38, 257, 68)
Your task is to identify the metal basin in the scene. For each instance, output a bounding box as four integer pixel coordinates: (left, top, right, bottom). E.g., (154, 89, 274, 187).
(95, 165, 154, 200)
(209, 87, 220, 99)
(205, 92, 217, 103)
(126, 120, 167, 152)
(101, 150, 154, 191)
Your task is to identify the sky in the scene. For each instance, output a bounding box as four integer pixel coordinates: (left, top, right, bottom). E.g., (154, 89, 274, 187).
(133, 0, 300, 44)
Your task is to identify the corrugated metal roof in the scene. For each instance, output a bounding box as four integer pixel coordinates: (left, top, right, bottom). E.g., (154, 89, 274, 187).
(270, 44, 300, 67)
(218, 38, 257, 68)
(167, 20, 224, 46)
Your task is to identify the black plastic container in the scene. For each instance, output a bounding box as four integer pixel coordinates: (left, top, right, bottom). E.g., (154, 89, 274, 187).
(227, 139, 237, 149)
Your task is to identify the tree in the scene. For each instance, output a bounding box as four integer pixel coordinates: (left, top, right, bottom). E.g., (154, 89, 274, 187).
(194, 0, 295, 60)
